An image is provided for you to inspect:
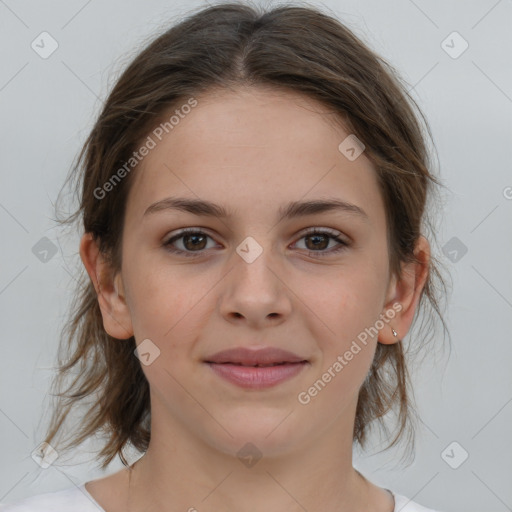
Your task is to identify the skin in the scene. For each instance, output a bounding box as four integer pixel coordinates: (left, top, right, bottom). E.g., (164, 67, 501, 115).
(80, 85, 430, 512)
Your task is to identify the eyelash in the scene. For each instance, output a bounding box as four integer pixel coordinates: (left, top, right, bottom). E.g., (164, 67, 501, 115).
(162, 227, 350, 259)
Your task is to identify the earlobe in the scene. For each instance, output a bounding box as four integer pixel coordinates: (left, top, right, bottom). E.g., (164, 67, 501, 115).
(79, 233, 134, 340)
(379, 235, 430, 345)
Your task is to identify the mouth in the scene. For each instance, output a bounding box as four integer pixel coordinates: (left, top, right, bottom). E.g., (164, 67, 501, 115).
(204, 346, 308, 367)
(205, 361, 308, 389)
(204, 347, 309, 389)
(210, 361, 305, 367)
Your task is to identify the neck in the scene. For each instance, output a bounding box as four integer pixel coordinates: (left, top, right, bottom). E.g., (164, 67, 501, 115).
(127, 457, 370, 512)
(125, 414, 381, 512)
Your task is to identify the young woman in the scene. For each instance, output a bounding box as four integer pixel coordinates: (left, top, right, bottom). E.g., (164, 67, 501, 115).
(1, 2, 450, 511)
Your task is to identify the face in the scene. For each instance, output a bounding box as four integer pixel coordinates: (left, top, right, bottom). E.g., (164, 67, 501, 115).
(92, 86, 407, 457)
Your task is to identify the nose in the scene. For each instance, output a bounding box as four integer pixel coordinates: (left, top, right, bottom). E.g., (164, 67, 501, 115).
(218, 239, 293, 328)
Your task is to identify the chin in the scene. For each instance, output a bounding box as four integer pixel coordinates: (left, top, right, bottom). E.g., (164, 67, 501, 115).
(203, 407, 303, 459)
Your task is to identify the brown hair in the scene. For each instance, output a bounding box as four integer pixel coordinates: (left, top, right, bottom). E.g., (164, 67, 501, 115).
(44, 1, 451, 470)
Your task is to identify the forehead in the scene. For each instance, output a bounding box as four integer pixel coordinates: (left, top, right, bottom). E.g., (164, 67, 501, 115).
(125, 86, 385, 229)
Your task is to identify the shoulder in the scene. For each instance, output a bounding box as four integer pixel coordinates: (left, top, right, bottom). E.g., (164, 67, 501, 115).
(0, 483, 101, 512)
(392, 492, 442, 512)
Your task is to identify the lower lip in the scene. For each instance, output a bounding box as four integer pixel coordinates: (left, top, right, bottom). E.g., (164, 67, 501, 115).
(207, 362, 307, 389)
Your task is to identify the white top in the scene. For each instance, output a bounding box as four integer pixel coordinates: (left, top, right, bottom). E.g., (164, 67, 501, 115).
(0, 482, 442, 511)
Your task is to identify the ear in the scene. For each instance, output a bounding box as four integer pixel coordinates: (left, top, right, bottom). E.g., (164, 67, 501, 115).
(378, 235, 430, 345)
(79, 232, 134, 340)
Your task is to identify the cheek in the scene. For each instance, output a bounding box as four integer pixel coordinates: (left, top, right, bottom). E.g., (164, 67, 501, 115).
(124, 262, 206, 349)
(300, 273, 383, 402)
(302, 261, 387, 340)
(297, 260, 387, 393)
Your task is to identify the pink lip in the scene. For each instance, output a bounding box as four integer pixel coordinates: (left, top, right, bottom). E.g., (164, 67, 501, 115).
(205, 347, 307, 365)
(207, 362, 307, 389)
(204, 347, 309, 389)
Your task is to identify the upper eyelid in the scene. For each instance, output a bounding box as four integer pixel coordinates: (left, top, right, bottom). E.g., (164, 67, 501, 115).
(166, 226, 344, 239)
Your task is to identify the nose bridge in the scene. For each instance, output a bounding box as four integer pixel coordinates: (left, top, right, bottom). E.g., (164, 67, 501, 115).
(219, 233, 292, 321)
(232, 234, 280, 291)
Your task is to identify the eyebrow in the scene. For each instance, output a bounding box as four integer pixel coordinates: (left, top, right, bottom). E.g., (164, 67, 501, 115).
(143, 196, 369, 223)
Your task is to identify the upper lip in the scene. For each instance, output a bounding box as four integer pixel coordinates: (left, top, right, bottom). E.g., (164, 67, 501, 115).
(204, 347, 308, 366)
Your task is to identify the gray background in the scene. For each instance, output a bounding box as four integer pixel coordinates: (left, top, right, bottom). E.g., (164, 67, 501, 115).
(1, 1, 511, 511)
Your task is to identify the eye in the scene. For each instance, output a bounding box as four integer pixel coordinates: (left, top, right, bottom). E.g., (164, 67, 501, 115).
(163, 228, 217, 258)
(162, 227, 350, 258)
(292, 228, 349, 257)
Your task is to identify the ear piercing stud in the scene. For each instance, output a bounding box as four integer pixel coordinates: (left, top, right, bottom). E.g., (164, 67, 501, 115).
(391, 327, 398, 337)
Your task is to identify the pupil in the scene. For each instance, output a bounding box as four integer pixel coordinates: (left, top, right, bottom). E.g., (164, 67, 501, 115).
(185, 234, 206, 250)
(308, 234, 327, 250)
